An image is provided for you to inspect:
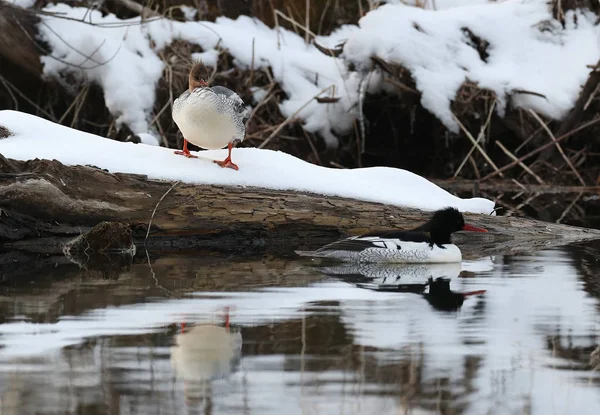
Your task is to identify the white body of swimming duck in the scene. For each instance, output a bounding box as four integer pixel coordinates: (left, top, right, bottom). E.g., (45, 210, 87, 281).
(172, 63, 250, 170)
(297, 207, 488, 263)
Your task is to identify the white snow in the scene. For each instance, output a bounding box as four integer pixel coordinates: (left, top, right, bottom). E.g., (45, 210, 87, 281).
(135, 132, 161, 146)
(179, 5, 198, 21)
(2, 0, 36, 8)
(0, 110, 494, 213)
(35, 1, 600, 145)
(191, 50, 220, 67)
(343, 0, 600, 132)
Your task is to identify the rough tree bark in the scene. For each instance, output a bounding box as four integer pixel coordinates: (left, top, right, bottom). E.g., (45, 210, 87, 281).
(1, 154, 599, 259)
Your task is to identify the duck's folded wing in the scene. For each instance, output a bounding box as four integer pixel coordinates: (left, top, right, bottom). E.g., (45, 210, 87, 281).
(316, 231, 432, 252)
(315, 237, 384, 252)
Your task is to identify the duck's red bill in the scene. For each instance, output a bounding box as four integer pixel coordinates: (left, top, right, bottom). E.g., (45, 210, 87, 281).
(462, 224, 488, 233)
(462, 290, 487, 297)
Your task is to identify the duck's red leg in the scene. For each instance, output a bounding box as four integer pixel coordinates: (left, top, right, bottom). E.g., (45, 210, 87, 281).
(174, 139, 198, 158)
(224, 306, 230, 331)
(214, 142, 239, 170)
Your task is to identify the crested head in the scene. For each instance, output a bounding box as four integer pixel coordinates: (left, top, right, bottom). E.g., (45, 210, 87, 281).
(188, 62, 208, 91)
(421, 207, 487, 246)
(429, 207, 464, 233)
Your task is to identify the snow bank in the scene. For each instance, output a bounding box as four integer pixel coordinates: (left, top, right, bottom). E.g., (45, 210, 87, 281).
(38, 3, 361, 147)
(35, 1, 599, 145)
(0, 110, 494, 213)
(343, 0, 600, 132)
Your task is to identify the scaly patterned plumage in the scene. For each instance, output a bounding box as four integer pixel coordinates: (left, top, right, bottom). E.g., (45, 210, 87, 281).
(171, 63, 250, 170)
(172, 86, 249, 148)
(302, 238, 463, 263)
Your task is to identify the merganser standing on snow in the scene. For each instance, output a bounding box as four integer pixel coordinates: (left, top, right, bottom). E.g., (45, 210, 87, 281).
(172, 63, 250, 170)
(297, 207, 488, 263)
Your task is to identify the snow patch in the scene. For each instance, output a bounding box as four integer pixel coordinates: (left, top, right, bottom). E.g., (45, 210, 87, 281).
(343, 0, 600, 132)
(35, 1, 599, 144)
(2, 0, 36, 8)
(135, 132, 161, 146)
(191, 50, 220, 67)
(38, 4, 360, 147)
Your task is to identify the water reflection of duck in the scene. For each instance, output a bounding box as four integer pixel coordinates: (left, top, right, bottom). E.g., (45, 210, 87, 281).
(317, 262, 486, 311)
(170, 308, 242, 401)
(297, 207, 487, 263)
(424, 278, 486, 311)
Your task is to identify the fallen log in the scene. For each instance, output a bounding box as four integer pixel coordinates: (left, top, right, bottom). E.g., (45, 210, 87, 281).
(1, 155, 600, 259)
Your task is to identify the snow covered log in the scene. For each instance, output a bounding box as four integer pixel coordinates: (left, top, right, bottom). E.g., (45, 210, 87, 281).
(1, 154, 599, 259)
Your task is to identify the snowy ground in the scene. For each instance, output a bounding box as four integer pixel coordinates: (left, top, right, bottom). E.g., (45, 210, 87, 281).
(13, 0, 598, 146)
(0, 110, 494, 213)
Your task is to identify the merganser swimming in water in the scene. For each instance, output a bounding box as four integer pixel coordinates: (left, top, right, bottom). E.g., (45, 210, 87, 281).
(172, 62, 250, 170)
(297, 207, 488, 263)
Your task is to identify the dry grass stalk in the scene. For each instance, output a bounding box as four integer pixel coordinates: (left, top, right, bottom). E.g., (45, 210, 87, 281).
(495, 140, 545, 185)
(556, 191, 583, 223)
(258, 84, 335, 149)
(481, 116, 600, 182)
(273, 9, 318, 42)
(583, 82, 600, 111)
(528, 109, 586, 186)
(452, 112, 503, 177)
(145, 180, 180, 241)
(454, 100, 496, 178)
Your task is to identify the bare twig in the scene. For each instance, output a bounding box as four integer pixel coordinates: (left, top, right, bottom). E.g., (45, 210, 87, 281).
(556, 191, 582, 224)
(512, 89, 547, 100)
(114, 0, 160, 19)
(528, 109, 586, 186)
(495, 140, 545, 185)
(245, 83, 276, 129)
(0, 75, 18, 110)
(454, 100, 495, 178)
(274, 9, 317, 40)
(583, 82, 600, 111)
(481, 117, 600, 182)
(452, 113, 503, 177)
(302, 129, 322, 165)
(145, 180, 180, 240)
(305, 0, 310, 44)
(317, 0, 331, 36)
(258, 84, 336, 149)
(313, 40, 343, 57)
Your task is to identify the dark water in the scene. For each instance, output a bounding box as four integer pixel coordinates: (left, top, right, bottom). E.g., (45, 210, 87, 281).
(1, 241, 600, 414)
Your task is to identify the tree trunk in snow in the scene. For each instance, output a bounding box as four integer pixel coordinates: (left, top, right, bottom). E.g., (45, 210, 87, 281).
(1, 155, 599, 259)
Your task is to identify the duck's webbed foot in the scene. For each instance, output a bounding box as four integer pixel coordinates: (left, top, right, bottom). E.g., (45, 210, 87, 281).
(214, 141, 239, 171)
(174, 139, 198, 158)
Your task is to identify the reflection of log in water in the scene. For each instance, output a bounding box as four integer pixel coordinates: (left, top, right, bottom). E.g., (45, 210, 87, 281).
(0, 253, 327, 322)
